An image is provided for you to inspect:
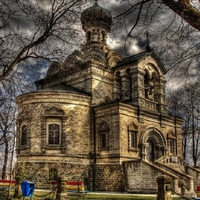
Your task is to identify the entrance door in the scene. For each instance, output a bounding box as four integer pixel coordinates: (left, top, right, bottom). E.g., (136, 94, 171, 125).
(146, 139, 154, 162)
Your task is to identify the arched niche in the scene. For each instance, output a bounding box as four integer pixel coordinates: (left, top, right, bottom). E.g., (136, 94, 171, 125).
(144, 64, 159, 101)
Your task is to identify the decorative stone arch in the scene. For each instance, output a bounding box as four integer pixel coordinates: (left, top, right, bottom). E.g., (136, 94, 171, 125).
(140, 127, 167, 162)
(41, 107, 67, 153)
(128, 121, 138, 130)
(84, 45, 107, 64)
(43, 107, 65, 116)
(47, 62, 63, 78)
(144, 63, 160, 76)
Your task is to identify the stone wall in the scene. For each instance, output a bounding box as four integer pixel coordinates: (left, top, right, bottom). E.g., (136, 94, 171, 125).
(90, 164, 125, 191)
(15, 162, 90, 189)
(16, 91, 91, 156)
(123, 160, 178, 194)
(15, 161, 125, 191)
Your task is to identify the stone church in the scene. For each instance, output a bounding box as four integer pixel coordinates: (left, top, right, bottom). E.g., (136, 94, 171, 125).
(16, 1, 199, 195)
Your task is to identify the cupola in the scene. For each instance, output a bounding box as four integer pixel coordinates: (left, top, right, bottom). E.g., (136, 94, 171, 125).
(81, 1, 112, 44)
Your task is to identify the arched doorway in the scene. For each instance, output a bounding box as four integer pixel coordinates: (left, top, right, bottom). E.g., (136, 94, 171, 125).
(140, 127, 166, 162)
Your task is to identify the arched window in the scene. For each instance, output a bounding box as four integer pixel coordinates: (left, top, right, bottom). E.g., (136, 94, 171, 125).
(21, 125, 27, 146)
(98, 121, 109, 150)
(49, 168, 58, 180)
(144, 70, 154, 100)
(48, 124, 60, 145)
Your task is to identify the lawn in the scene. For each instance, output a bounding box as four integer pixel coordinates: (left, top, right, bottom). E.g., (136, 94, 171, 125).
(0, 189, 183, 200)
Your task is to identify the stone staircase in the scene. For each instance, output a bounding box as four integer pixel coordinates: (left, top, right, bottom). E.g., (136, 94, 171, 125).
(123, 156, 200, 196)
(154, 155, 198, 197)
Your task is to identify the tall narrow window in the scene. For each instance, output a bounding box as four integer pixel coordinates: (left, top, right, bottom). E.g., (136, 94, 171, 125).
(101, 132, 106, 148)
(167, 131, 177, 155)
(42, 107, 66, 152)
(98, 121, 109, 150)
(128, 122, 138, 150)
(21, 125, 27, 145)
(130, 131, 137, 148)
(169, 139, 175, 154)
(48, 124, 60, 145)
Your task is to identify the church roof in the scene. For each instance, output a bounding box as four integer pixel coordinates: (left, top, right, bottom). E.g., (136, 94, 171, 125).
(37, 83, 91, 96)
(115, 49, 167, 74)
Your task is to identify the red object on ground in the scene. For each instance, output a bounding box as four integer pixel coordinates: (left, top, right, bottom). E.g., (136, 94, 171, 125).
(197, 186, 200, 191)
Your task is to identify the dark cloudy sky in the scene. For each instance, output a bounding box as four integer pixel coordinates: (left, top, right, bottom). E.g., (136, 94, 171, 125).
(7, 0, 200, 90)
(80, 0, 200, 89)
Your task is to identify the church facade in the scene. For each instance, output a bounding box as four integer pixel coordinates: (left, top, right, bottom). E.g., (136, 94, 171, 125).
(16, 2, 199, 194)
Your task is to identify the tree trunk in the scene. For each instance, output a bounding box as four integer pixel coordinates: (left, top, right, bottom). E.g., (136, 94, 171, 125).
(2, 140, 8, 179)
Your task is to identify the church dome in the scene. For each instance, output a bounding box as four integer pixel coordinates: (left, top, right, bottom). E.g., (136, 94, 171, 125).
(81, 2, 112, 32)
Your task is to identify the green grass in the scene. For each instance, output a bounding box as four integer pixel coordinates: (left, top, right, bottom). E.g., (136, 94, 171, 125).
(0, 190, 184, 200)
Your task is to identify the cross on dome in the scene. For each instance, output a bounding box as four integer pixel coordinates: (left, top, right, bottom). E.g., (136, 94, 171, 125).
(146, 30, 151, 51)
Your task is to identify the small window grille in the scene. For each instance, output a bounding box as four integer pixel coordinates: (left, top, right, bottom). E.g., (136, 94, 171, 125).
(48, 124, 60, 145)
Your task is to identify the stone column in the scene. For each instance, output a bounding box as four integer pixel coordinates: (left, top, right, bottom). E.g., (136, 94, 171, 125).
(174, 178, 180, 194)
(141, 143, 148, 160)
(156, 175, 172, 200)
(56, 177, 68, 200)
(131, 68, 145, 106)
(121, 74, 131, 100)
(163, 147, 169, 156)
(155, 77, 166, 113)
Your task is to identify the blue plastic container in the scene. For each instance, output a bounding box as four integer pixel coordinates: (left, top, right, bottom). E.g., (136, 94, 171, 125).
(21, 180, 34, 198)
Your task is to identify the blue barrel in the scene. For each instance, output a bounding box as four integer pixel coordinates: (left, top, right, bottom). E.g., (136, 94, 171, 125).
(21, 180, 34, 197)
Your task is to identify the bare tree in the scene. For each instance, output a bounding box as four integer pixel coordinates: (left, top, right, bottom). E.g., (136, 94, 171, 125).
(0, 55, 41, 180)
(167, 82, 200, 166)
(0, 85, 17, 179)
(0, 0, 83, 81)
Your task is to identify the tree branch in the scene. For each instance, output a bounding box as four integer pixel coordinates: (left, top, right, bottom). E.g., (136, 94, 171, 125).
(161, 0, 200, 31)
